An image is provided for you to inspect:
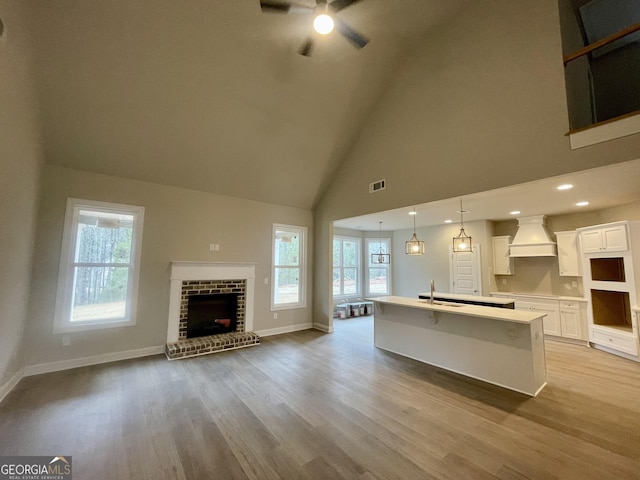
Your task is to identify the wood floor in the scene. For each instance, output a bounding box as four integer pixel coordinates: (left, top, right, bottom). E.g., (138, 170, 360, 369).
(2, 316, 640, 479)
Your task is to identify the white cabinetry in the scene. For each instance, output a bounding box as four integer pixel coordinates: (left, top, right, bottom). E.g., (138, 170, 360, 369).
(491, 293, 588, 342)
(559, 300, 588, 341)
(515, 298, 561, 336)
(578, 221, 639, 359)
(555, 231, 581, 276)
(492, 236, 514, 275)
(580, 223, 628, 253)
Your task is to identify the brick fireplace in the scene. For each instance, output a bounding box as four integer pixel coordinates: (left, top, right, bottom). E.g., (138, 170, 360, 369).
(165, 262, 260, 359)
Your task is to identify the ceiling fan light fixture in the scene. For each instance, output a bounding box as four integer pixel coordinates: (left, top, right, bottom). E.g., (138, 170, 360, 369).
(313, 14, 334, 34)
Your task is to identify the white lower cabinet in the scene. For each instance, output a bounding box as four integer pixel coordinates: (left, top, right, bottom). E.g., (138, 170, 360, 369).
(492, 293, 588, 342)
(560, 300, 588, 341)
(591, 327, 638, 356)
(515, 299, 561, 337)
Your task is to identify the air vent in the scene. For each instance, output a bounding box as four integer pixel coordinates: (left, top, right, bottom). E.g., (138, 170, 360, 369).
(369, 179, 386, 193)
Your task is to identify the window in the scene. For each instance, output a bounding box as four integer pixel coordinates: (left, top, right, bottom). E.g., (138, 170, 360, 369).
(272, 224, 307, 310)
(365, 238, 391, 296)
(333, 236, 360, 297)
(53, 198, 145, 333)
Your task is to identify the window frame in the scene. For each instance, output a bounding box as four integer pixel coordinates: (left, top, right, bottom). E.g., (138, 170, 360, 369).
(271, 223, 307, 311)
(53, 198, 145, 334)
(332, 235, 362, 299)
(365, 237, 391, 297)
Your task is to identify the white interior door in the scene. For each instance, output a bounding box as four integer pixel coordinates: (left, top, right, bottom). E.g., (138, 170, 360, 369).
(449, 244, 482, 296)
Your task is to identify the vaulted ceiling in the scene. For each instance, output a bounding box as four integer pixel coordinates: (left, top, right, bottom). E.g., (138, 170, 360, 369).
(24, 0, 469, 209)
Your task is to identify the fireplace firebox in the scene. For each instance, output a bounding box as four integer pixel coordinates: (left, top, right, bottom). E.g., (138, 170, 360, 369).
(187, 293, 238, 338)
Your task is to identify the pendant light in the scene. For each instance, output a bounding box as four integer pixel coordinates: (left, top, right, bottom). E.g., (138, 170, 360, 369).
(453, 198, 473, 252)
(405, 208, 425, 255)
(371, 221, 390, 264)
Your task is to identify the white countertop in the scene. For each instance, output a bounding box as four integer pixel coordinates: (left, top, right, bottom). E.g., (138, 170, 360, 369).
(490, 292, 587, 302)
(417, 292, 515, 305)
(367, 296, 546, 324)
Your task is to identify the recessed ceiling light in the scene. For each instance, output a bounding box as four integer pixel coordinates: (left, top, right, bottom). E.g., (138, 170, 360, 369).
(510, 210, 520, 215)
(557, 184, 573, 190)
(409, 210, 417, 215)
(444, 219, 452, 224)
(576, 201, 589, 207)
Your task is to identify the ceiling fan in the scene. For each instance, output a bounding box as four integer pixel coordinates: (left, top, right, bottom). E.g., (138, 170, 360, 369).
(260, 0, 369, 56)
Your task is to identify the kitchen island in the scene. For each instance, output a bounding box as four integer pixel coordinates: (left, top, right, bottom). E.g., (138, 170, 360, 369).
(368, 296, 547, 396)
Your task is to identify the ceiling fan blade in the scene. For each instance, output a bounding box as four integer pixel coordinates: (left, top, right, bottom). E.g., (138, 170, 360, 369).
(329, 0, 362, 13)
(299, 38, 314, 56)
(335, 18, 369, 49)
(260, 1, 313, 13)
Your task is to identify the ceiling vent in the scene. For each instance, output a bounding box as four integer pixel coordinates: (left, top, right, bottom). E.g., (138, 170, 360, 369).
(369, 179, 386, 193)
(509, 215, 557, 257)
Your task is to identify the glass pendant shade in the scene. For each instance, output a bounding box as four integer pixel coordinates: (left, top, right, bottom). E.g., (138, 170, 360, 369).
(405, 210, 425, 255)
(452, 198, 473, 253)
(405, 233, 425, 255)
(453, 227, 473, 252)
(313, 14, 334, 34)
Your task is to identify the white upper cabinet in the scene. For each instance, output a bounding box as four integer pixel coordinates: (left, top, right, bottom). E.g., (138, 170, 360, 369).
(492, 236, 514, 275)
(555, 231, 581, 276)
(579, 222, 628, 253)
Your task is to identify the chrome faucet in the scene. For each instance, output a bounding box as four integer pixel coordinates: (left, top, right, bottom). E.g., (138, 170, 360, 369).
(430, 279, 435, 305)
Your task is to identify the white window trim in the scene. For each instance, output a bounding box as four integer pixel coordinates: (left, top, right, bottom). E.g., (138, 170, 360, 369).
(53, 198, 145, 334)
(365, 237, 391, 297)
(332, 235, 362, 300)
(271, 223, 307, 311)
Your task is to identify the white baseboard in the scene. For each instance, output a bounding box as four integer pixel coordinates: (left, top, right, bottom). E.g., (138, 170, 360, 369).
(23, 345, 165, 377)
(313, 323, 333, 333)
(255, 322, 313, 337)
(0, 368, 24, 405)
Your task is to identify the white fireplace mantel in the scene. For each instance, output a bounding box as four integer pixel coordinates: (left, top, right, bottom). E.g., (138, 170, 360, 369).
(167, 262, 256, 343)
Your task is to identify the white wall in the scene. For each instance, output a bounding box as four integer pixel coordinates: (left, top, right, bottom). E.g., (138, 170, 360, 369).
(392, 220, 493, 298)
(24, 165, 313, 368)
(313, 1, 640, 330)
(0, 1, 44, 394)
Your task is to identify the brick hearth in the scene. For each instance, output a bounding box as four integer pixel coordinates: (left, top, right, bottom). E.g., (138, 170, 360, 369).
(165, 331, 260, 360)
(166, 262, 259, 360)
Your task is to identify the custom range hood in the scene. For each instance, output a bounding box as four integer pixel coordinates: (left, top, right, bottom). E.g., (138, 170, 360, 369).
(509, 215, 557, 257)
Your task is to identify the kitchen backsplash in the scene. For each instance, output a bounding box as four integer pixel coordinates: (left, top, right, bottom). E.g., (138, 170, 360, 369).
(493, 256, 583, 297)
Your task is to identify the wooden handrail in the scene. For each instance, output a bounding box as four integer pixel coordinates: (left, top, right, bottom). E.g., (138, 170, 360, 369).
(563, 21, 640, 65)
